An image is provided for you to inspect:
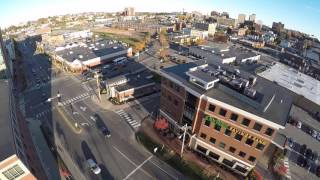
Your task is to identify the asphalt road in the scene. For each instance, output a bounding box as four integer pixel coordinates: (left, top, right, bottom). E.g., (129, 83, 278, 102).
(19, 38, 184, 180)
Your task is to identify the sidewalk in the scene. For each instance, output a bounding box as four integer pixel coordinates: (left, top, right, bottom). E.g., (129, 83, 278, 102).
(141, 118, 239, 180)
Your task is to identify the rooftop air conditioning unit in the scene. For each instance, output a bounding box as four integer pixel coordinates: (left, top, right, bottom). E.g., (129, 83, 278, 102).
(70, 51, 73, 54)
(244, 87, 257, 99)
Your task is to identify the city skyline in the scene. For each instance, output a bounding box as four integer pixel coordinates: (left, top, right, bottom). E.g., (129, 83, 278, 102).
(1, 0, 320, 38)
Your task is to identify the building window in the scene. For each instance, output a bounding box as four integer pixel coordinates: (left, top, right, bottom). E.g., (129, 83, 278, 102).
(241, 118, 251, 126)
(219, 142, 226, 149)
(174, 99, 178, 106)
(229, 146, 236, 153)
(222, 159, 235, 167)
(2, 164, 25, 180)
(204, 119, 211, 127)
(200, 133, 207, 139)
(238, 151, 246, 158)
(256, 143, 265, 151)
(209, 137, 216, 144)
(224, 128, 232, 136)
(245, 138, 254, 146)
(208, 151, 220, 160)
(253, 122, 262, 131)
(248, 156, 256, 162)
(208, 104, 216, 112)
(214, 124, 221, 132)
(196, 145, 207, 154)
(265, 128, 274, 136)
(234, 134, 243, 141)
(235, 165, 247, 174)
(230, 113, 238, 121)
(169, 81, 174, 88)
(219, 108, 227, 117)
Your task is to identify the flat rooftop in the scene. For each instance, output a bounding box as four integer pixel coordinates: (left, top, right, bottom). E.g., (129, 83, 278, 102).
(0, 80, 15, 161)
(56, 39, 128, 62)
(162, 60, 293, 126)
(258, 63, 320, 106)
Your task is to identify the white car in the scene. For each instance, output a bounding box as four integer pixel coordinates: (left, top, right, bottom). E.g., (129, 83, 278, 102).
(296, 121, 302, 129)
(87, 159, 101, 174)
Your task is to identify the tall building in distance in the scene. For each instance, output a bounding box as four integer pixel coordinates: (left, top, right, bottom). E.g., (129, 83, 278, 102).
(272, 22, 285, 34)
(249, 14, 256, 22)
(238, 14, 246, 24)
(124, 7, 135, 16)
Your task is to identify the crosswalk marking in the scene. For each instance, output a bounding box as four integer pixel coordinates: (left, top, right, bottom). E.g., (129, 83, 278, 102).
(115, 109, 141, 129)
(133, 124, 141, 128)
(59, 93, 90, 106)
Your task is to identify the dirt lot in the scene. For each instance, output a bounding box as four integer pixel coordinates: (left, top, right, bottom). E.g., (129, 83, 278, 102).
(92, 27, 144, 39)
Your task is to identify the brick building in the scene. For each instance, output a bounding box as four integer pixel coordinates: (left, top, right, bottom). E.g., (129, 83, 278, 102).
(159, 60, 293, 176)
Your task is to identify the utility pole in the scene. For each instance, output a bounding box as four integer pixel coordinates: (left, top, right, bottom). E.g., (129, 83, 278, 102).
(180, 123, 188, 158)
(95, 72, 101, 102)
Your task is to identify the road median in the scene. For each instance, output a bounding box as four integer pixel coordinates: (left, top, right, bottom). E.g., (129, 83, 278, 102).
(56, 106, 82, 134)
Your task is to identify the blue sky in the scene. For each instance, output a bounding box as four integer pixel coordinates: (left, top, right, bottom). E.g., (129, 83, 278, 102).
(1, 0, 319, 38)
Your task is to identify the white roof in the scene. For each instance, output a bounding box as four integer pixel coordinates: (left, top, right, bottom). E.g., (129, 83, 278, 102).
(258, 63, 320, 106)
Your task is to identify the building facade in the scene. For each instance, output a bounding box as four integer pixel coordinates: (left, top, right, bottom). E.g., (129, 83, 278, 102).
(249, 14, 256, 22)
(238, 14, 246, 24)
(0, 155, 36, 180)
(159, 60, 292, 176)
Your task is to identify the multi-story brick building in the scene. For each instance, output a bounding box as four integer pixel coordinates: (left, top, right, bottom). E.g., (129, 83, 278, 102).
(159, 60, 293, 176)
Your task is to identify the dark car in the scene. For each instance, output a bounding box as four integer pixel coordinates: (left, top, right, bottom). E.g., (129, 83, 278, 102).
(312, 152, 318, 161)
(316, 165, 320, 177)
(100, 127, 111, 138)
(94, 114, 111, 138)
(306, 148, 313, 159)
(300, 144, 307, 155)
(297, 155, 306, 167)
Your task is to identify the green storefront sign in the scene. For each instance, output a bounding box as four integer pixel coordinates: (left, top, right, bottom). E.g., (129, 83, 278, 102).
(204, 115, 229, 129)
(204, 114, 266, 145)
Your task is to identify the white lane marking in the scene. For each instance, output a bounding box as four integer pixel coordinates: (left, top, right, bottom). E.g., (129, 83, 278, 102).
(123, 155, 153, 180)
(115, 110, 124, 113)
(129, 121, 137, 125)
(113, 146, 137, 166)
(148, 160, 178, 180)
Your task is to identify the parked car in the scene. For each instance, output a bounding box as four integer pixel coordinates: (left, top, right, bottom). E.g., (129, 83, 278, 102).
(300, 144, 307, 155)
(312, 152, 318, 162)
(86, 159, 101, 174)
(287, 138, 294, 148)
(296, 121, 302, 129)
(316, 165, 320, 177)
(305, 148, 313, 159)
(297, 155, 307, 167)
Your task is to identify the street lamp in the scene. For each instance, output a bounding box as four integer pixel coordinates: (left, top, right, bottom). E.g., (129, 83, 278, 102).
(180, 123, 191, 158)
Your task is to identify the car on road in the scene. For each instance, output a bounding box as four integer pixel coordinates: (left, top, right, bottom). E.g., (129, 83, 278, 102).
(316, 165, 320, 177)
(317, 133, 320, 141)
(86, 159, 101, 175)
(297, 155, 307, 167)
(312, 130, 318, 138)
(100, 127, 111, 138)
(287, 138, 294, 148)
(300, 144, 307, 155)
(312, 152, 318, 162)
(305, 148, 313, 159)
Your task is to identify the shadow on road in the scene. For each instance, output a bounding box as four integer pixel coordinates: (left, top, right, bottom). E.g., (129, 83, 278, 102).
(99, 164, 114, 180)
(81, 141, 97, 162)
